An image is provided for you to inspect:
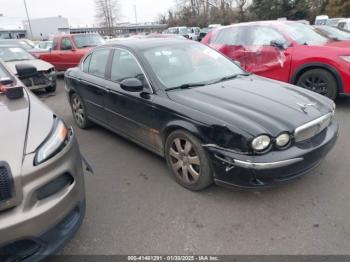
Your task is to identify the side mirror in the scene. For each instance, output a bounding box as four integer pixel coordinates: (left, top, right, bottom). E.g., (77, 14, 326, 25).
(48, 47, 52, 52)
(0, 77, 13, 85)
(120, 78, 144, 92)
(270, 40, 288, 50)
(15, 64, 38, 79)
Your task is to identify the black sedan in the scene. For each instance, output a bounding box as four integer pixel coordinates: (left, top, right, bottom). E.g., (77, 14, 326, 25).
(65, 39, 338, 190)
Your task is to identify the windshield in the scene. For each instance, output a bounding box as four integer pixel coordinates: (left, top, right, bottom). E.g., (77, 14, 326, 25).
(282, 22, 329, 45)
(315, 26, 350, 40)
(73, 34, 105, 48)
(143, 43, 245, 89)
(0, 47, 35, 62)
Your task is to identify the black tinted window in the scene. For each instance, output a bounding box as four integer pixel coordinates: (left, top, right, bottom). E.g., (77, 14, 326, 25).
(61, 38, 72, 50)
(88, 49, 110, 78)
(110, 50, 143, 82)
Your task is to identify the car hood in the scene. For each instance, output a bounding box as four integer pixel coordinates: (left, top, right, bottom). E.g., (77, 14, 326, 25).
(0, 88, 53, 175)
(167, 75, 334, 137)
(0, 91, 29, 175)
(6, 59, 53, 74)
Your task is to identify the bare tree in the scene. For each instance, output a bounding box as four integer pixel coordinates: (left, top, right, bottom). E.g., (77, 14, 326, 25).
(95, 0, 120, 35)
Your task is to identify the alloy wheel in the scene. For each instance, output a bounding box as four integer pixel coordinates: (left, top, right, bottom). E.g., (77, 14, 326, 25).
(72, 95, 85, 126)
(301, 75, 329, 96)
(169, 138, 201, 185)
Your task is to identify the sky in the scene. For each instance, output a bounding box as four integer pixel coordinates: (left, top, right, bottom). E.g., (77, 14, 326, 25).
(0, 0, 175, 27)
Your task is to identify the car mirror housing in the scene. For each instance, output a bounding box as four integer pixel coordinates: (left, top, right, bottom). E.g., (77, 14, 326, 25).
(15, 64, 38, 79)
(270, 40, 288, 50)
(120, 78, 144, 92)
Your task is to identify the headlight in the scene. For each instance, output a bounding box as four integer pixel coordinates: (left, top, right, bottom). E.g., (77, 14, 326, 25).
(340, 56, 350, 63)
(34, 118, 69, 165)
(251, 135, 271, 151)
(276, 133, 291, 147)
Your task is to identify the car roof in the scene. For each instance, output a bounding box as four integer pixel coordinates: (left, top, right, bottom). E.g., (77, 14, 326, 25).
(103, 38, 196, 51)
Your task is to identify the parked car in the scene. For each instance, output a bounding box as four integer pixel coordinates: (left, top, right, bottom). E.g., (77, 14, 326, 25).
(314, 25, 350, 41)
(198, 27, 211, 42)
(326, 18, 345, 27)
(167, 27, 190, 38)
(35, 40, 53, 51)
(338, 18, 350, 31)
(0, 39, 41, 53)
(203, 20, 350, 100)
(315, 15, 329, 25)
(0, 45, 57, 92)
(37, 33, 105, 71)
(65, 39, 338, 191)
(0, 61, 86, 260)
(188, 27, 201, 41)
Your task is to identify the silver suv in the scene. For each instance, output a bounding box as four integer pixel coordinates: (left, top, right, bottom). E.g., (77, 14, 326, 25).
(0, 62, 86, 260)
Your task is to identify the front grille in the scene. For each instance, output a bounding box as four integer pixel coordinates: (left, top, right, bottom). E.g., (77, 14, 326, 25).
(0, 164, 13, 202)
(294, 113, 332, 142)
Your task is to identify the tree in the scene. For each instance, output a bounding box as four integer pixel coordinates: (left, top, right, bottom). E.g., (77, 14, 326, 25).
(95, 0, 120, 35)
(325, 0, 350, 17)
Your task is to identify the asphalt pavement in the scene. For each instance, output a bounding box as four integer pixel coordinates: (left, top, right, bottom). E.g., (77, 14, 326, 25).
(38, 78, 350, 255)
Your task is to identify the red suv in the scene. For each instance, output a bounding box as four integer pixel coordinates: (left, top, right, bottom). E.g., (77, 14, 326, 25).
(203, 21, 350, 100)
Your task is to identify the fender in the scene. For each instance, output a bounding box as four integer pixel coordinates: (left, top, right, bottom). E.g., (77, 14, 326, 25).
(161, 120, 207, 148)
(290, 62, 344, 94)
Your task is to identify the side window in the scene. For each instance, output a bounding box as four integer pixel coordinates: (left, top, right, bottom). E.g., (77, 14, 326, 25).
(210, 27, 243, 45)
(110, 50, 144, 83)
(88, 49, 110, 78)
(250, 27, 287, 46)
(61, 38, 73, 50)
(83, 54, 92, 73)
(52, 38, 58, 50)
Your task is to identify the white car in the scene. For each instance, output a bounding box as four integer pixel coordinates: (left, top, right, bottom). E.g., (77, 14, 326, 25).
(338, 18, 350, 31)
(0, 45, 56, 92)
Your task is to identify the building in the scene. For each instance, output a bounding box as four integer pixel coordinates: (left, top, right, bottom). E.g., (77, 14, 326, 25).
(23, 16, 69, 40)
(0, 15, 26, 39)
(59, 23, 167, 36)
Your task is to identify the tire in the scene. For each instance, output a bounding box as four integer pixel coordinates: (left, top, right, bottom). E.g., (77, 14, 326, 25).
(296, 68, 337, 100)
(70, 93, 93, 129)
(165, 130, 213, 191)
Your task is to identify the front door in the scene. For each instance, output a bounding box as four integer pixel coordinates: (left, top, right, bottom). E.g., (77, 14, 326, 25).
(243, 26, 293, 82)
(104, 48, 157, 150)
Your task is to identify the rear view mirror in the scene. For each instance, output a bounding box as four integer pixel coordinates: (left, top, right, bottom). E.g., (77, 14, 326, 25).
(15, 64, 38, 79)
(120, 78, 144, 92)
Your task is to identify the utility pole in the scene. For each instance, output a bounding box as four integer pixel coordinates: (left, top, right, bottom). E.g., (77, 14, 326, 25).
(134, 5, 138, 24)
(23, 0, 34, 39)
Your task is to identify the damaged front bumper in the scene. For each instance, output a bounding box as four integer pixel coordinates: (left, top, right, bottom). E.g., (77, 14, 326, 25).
(21, 70, 56, 91)
(204, 121, 339, 188)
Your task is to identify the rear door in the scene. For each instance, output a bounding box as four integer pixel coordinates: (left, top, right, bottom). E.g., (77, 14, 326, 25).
(208, 26, 247, 68)
(243, 26, 293, 82)
(75, 48, 111, 124)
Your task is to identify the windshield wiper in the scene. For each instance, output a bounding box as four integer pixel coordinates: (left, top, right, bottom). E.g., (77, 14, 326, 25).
(166, 83, 206, 91)
(211, 73, 251, 84)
